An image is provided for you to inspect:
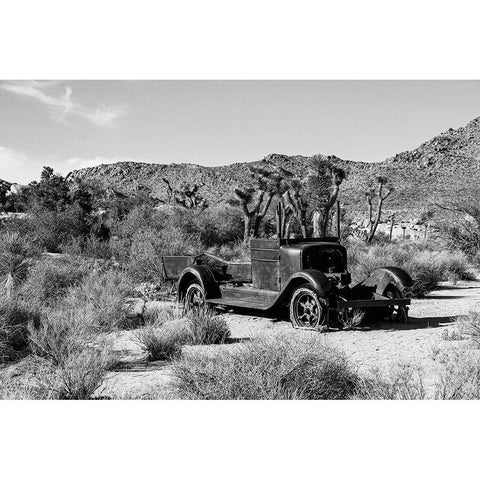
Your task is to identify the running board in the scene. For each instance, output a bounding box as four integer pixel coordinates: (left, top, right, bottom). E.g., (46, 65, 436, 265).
(206, 297, 273, 310)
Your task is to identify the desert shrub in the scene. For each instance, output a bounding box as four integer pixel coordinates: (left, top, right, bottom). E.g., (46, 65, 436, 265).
(61, 269, 133, 332)
(20, 256, 93, 306)
(186, 308, 231, 345)
(23, 205, 92, 253)
(454, 311, 480, 347)
(0, 356, 56, 400)
(441, 328, 465, 341)
(52, 347, 111, 399)
(61, 234, 112, 260)
(27, 307, 112, 399)
(356, 363, 426, 399)
(28, 308, 93, 366)
(208, 241, 250, 262)
(172, 335, 359, 399)
(173, 206, 244, 247)
(134, 325, 188, 361)
(433, 348, 480, 399)
(0, 298, 41, 362)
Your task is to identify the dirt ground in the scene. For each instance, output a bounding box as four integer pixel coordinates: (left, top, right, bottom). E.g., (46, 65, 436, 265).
(102, 280, 480, 399)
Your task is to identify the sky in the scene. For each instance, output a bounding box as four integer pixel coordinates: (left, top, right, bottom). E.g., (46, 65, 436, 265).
(1, 80, 480, 184)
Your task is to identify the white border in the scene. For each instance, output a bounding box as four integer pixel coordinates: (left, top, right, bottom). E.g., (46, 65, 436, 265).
(1, 1, 479, 478)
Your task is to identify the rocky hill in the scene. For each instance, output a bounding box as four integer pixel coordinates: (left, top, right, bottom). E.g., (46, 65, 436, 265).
(68, 116, 480, 216)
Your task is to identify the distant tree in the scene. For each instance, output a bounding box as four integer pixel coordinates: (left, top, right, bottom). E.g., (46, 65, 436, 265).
(235, 166, 286, 243)
(365, 176, 394, 243)
(162, 178, 208, 210)
(29, 166, 71, 211)
(277, 169, 308, 238)
(303, 156, 346, 237)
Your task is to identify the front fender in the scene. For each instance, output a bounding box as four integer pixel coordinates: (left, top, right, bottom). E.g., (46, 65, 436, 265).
(358, 267, 412, 296)
(274, 269, 332, 307)
(177, 265, 220, 300)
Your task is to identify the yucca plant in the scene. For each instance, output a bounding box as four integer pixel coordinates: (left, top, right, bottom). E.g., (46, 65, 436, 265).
(0, 231, 32, 298)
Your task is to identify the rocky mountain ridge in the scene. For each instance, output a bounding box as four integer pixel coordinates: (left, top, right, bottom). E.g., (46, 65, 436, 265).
(51, 115, 480, 215)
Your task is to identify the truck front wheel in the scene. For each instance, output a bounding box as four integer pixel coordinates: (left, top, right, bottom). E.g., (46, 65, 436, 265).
(289, 285, 328, 331)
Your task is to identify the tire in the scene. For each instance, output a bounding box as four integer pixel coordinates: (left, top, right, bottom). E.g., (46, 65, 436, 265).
(289, 285, 329, 331)
(383, 284, 408, 322)
(184, 281, 206, 311)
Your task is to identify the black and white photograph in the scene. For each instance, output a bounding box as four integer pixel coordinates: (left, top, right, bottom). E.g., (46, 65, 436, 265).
(3, 78, 480, 401)
(2, 1, 479, 479)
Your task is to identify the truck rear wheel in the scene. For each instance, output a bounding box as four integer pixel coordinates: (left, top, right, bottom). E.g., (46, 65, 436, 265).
(289, 285, 328, 331)
(184, 281, 205, 311)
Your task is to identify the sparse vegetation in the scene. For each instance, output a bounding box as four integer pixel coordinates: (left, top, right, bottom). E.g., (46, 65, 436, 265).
(172, 335, 360, 399)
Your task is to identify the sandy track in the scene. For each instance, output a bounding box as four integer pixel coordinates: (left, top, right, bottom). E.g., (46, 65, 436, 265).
(103, 280, 480, 399)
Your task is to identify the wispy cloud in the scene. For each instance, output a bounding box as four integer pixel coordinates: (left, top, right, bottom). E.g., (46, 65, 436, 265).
(0, 80, 126, 127)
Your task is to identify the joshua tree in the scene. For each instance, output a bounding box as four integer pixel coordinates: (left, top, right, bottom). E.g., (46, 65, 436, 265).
(162, 178, 208, 210)
(0, 231, 31, 298)
(235, 166, 286, 243)
(281, 176, 308, 238)
(365, 176, 394, 243)
(304, 156, 346, 237)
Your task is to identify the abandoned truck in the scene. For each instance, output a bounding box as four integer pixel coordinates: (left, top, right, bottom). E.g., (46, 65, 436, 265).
(163, 236, 412, 331)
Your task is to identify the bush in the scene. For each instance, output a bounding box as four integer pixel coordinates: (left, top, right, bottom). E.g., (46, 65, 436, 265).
(186, 308, 231, 345)
(454, 311, 480, 347)
(28, 308, 92, 366)
(207, 241, 250, 262)
(356, 363, 426, 399)
(20, 256, 92, 306)
(0, 298, 41, 362)
(433, 348, 480, 399)
(0, 356, 56, 399)
(172, 335, 359, 399)
(24, 205, 91, 253)
(27, 306, 112, 399)
(61, 269, 133, 332)
(133, 325, 188, 361)
(53, 347, 111, 399)
(126, 226, 204, 283)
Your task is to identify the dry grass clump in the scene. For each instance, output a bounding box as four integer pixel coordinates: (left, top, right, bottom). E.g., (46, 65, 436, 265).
(134, 305, 230, 361)
(433, 348, 480, 399)
(27, 308, 112, 399)
(0, 356, 56, 399)
(172, 335, 359, 399)
(134, 325, 188, 361)
(452, 311, 480, 346)
(51, 348, 111, 399)
(356, 363, 427, 399)
(186, 307, 231, 345)
(61, 269, 133, 332)
(20, 255, 93, 306)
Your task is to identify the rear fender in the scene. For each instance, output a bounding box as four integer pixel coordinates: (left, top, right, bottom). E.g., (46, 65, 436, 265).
(274, 269, 332, 307)
(177, 265, 220, 301)
(357, 267, 413, 296)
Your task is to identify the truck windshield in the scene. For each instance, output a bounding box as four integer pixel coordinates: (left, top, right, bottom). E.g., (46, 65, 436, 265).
(303, 247, 345, 273)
